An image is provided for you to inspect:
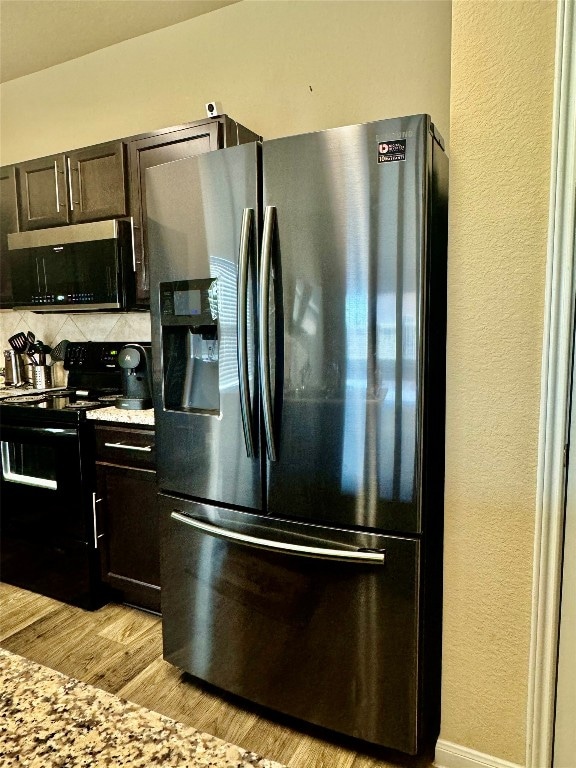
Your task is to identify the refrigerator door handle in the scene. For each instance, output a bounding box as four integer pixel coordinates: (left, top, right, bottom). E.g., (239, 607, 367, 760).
(171, 511, 386, 564)
(237, 207, 255, 458)
(259, 205, 277, 461)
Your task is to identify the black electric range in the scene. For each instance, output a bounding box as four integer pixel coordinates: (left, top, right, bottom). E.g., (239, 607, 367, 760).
(0, 342, 130, 609)
(0, 341, 125, 422)
(0, 389, 121, 423)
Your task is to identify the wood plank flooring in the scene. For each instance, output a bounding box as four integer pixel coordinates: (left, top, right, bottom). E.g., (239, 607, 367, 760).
(0, 583, 433, 768)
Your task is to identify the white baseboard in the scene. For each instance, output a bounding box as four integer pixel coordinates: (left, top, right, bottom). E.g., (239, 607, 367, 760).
(435, 740, 524, 768)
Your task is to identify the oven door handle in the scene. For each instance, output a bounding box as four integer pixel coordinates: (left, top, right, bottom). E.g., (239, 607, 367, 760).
(0, 425, 77, 439)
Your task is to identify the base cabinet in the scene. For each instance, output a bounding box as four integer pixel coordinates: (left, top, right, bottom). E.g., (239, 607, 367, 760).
(95, 424, 160, 613)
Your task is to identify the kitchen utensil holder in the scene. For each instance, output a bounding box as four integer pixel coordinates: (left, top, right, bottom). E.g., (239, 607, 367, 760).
(21, 356, 34, 384)
(32, 365, 52, 389)
(4, 349, 23, 385)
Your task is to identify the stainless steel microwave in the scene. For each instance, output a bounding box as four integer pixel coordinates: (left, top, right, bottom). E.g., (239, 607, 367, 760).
(7, 219, 135, 312)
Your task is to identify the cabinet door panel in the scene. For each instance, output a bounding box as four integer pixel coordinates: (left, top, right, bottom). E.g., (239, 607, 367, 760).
(96, 461, 160, 613)
(129, 123, 220, 306)
(69, 142, 128, 223)
(0, 165, 18, 306)
(16, 155, 69, 229)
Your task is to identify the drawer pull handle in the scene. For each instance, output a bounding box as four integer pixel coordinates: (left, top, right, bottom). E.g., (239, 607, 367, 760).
(103, 442, 153, 452)
(171, 512, 387, 564)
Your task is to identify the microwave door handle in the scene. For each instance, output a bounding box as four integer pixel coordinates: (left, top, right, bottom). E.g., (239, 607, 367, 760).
(54, 160, 61, 212)
(258, 205, 277, 462)
(237, 207, 255, 458)
(35, 255, 42, 295)
(67, 157, 74, 211)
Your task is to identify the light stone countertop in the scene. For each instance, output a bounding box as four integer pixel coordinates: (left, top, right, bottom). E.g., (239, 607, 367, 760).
(86, 405, 155, 427)
(0, 648, 285, 768)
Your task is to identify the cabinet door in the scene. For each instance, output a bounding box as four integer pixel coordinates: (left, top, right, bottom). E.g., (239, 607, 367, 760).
(68, 142, 128, 223)
(97, 463, 160, 613)
(16, 154, 70, 229)
(0, 165, 18, 306)
(128, 122, 221, 306)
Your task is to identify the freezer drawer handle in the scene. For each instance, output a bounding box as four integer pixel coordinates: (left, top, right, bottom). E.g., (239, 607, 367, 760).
(258, 205, 277, 461)
(237, 207, 256, 458)
(171, 511, 386, 564)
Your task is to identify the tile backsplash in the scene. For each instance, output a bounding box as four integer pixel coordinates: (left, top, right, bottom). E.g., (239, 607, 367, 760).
(0, 309, 151, 354)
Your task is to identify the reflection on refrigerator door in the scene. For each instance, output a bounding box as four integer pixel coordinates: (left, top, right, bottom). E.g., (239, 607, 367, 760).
(147, 116, 449, 755)
(160, 496, 420, 755)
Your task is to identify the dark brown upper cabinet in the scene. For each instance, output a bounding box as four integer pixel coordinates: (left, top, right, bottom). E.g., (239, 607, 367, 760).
(7, 116, 260, 309)
(0, 165, 19, 306)
(67, 142, 128, 223)
(15, 154, 70, 229)
(15, 141, 128, 231)
(128, 117, 260, 306)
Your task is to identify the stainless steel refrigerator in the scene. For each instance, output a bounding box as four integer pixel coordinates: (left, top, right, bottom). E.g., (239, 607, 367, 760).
(146, 114, 448, 756)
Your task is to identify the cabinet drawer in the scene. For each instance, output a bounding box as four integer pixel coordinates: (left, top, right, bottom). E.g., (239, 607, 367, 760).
(95, 425, 155, 469)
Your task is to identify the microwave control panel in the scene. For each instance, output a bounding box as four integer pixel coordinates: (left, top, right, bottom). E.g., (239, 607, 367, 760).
(29, 292, 96, 306)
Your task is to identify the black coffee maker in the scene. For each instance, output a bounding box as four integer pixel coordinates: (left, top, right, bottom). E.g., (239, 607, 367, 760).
(115, 344, 153, 410)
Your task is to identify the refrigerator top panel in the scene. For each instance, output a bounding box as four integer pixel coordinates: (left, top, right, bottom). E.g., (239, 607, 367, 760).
(262, 114, 446, 534)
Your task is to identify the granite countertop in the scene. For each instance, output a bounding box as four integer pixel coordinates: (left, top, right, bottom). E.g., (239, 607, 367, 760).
(0, 648, 285, 768)
(87, 406, 155, 427)
(0, 386, 155, 427)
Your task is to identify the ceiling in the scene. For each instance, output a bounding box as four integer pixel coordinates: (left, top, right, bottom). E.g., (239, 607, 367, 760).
(0, 0, 240, 83)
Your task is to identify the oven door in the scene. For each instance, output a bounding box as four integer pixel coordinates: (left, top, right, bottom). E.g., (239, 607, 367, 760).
(0, 423, 92, 541)
(0, 422, 102, 608)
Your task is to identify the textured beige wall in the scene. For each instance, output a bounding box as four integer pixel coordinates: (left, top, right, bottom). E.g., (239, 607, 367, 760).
(1, 0, 560, 761)
(442, 0, 557, 762)
(0, 1, 451, 164)
(0, 0, 451, 393)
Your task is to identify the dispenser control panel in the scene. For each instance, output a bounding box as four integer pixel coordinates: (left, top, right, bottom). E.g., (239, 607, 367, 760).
(160, 279, 218, 328)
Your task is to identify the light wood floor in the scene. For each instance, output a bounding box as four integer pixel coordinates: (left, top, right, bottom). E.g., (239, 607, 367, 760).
(0, 583, 433, 768)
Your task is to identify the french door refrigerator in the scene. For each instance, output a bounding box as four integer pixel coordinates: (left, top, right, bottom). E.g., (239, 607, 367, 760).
(146, 114, 448, 756)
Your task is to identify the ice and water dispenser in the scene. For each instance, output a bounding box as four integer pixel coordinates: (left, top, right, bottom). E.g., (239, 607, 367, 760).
(160, 279, 220, 413)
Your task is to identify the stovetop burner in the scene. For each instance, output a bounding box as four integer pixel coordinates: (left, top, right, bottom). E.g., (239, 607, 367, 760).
(0, 389, 121, 417)
(2, 394, 50, 404)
